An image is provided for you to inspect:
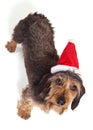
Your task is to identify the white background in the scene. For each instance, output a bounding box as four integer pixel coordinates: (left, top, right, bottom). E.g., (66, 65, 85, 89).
(0, 0, 93, 129)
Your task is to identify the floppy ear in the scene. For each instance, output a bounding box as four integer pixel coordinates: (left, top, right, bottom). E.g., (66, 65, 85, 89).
(35, 73, 52, 102)
(71, 85, 85, 110)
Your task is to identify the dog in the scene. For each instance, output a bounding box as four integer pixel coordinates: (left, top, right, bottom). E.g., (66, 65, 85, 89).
(6, 12, 85, 119)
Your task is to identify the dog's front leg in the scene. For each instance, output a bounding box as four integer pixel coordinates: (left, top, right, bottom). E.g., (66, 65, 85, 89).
(17, 87, 33, 119)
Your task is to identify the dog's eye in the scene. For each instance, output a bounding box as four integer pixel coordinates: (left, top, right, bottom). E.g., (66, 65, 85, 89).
(55, 78, 62, 86)
(70, 85, 77, 91)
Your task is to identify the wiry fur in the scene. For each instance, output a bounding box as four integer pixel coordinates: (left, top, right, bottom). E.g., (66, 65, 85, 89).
(6, 13, 85, 119)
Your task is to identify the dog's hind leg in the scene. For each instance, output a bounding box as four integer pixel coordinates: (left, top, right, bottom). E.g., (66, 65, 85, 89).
(5, 40, 17, 52)
(5, 18, 27, 52)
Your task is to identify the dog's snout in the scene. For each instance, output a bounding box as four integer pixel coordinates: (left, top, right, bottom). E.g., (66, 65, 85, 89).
(57, 97, 66, 105)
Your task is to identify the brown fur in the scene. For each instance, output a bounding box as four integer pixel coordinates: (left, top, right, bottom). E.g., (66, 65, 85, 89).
(6, 13, 85, 119)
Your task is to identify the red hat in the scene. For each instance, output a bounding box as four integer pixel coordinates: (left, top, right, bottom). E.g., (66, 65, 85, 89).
(51, 41, 80, 74)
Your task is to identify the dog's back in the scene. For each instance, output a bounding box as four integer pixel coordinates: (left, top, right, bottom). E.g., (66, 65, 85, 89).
(13, 13, 58, 86)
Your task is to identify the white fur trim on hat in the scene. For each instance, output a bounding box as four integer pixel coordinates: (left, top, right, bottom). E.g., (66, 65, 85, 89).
(51, 65, 80, 74)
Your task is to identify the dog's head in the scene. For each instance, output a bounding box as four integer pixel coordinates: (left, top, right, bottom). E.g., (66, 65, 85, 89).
(38, 70, 85, 114)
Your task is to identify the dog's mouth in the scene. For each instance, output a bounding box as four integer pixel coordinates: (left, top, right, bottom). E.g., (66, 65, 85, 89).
(45, 101, 66, 114)
(45, 93, 69, 114)
(45, 97, 66, 109)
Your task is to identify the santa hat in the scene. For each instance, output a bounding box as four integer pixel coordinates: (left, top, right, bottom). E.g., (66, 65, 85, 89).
(51, 41, 80, 74)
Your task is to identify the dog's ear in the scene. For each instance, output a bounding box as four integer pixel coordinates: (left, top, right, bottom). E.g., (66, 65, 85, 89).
(36, 73, 52, 102)
(71, 85, 85, 110)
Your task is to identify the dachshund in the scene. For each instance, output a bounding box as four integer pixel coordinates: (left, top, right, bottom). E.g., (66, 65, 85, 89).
(6, 12, 85, 119)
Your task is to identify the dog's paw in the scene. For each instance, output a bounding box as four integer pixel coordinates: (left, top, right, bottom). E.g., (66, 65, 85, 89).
(17, 108, 31, 120)
(5, 41, 17, 52)
(17, 101, 31, 120)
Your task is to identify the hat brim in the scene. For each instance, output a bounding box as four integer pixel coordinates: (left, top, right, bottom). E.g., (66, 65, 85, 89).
(51, 65, 80, 74)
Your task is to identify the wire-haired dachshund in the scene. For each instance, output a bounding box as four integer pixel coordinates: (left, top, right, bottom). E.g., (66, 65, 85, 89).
(6, 12, 85, 119)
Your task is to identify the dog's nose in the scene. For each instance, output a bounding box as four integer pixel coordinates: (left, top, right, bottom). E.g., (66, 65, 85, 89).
(57, 97, 66, 105)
